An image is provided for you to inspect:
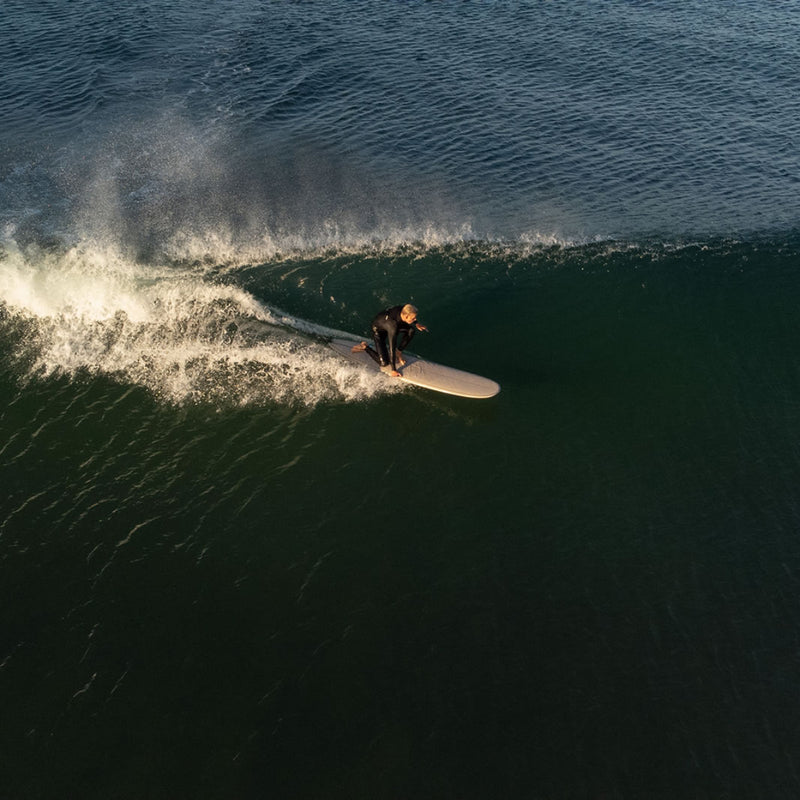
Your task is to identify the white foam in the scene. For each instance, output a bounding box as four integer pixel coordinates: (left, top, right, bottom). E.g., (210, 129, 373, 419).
(0, 239, 398, 407)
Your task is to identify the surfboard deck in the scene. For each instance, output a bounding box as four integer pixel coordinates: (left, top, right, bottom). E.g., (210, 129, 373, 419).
(329, 338, 500, 399)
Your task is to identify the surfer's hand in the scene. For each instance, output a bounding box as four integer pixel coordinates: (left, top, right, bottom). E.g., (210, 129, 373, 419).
(416, 323, 428, 332)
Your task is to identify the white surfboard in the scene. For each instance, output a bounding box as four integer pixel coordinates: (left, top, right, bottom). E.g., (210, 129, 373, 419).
(329, 338, 500, 399)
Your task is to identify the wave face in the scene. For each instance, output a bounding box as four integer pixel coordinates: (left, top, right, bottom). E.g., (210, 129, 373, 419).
(3, 3, 800, 799)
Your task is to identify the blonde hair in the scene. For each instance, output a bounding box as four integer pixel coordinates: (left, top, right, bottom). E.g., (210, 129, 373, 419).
(402, 304, 418, 317)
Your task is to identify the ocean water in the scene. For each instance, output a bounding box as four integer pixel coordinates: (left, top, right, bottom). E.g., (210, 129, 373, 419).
(2, 2, 800, 797)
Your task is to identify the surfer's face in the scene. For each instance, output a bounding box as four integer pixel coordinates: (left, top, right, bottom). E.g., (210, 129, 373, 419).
(402, 311, 417, 324)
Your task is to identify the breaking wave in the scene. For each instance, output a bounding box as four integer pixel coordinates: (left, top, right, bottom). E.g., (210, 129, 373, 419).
(0, 236, 404, 407)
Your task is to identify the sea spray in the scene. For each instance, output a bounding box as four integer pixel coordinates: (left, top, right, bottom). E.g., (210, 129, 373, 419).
(0, 238, 399, 406)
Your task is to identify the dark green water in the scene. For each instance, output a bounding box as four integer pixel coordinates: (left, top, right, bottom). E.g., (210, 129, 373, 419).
(3, 241, 800, 797)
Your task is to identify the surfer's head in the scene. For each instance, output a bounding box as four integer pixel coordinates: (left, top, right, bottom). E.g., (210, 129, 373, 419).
(401, 304, 418, 324)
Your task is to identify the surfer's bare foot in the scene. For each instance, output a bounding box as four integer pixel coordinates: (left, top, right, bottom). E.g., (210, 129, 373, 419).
(351, 341, 367, 352)
(390, 370, 401, 378)
(396, 355, 406, 366)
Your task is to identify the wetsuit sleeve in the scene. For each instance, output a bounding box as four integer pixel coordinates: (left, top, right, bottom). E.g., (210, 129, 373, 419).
(397, 325, 416, 354)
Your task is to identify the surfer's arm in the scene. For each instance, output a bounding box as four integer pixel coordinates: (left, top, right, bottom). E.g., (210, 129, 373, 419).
(396, 324, 416, 356)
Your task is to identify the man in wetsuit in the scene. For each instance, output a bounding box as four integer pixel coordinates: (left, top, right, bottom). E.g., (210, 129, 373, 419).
(352, 303, 427, 377)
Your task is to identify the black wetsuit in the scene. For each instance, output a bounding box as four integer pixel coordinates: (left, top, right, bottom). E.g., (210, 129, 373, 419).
(367, 305, 416, 370)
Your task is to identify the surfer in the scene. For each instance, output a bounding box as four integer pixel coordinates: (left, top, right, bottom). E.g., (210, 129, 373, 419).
(352, 303, 428, 377)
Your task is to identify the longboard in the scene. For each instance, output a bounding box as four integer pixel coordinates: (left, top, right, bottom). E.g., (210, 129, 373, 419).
(329, 338, 500, 399)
